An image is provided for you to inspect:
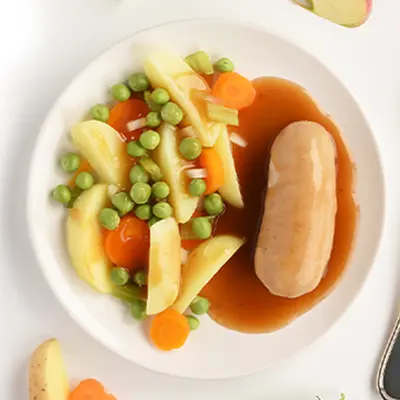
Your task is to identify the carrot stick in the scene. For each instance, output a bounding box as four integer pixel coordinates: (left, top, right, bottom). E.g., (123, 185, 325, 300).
(108, 99, 149, 141)
(69, 379, 110, 400)
(150, 309, 190, 351)
(199, 148, 225, 194)
(104, 216, 149, 270)
(212, 72, 256, 110)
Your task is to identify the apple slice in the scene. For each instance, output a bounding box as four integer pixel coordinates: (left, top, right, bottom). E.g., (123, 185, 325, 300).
(66, 184, 113, 293)
(29, 339, 69, 400)
(294, 0, 372, 27)
(172, 235, 245, 313)
(214, 125, 244, 208)
(153, 123, 198, 224)
(144, 51, 220, 147)
(147, 217, 182, 315)
(71, 120, 130, 188)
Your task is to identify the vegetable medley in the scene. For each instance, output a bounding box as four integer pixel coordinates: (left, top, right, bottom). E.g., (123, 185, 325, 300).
(51, 49, 255, 351)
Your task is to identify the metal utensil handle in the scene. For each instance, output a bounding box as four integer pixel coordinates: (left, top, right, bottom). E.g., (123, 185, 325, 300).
(377, 313, 400, 400)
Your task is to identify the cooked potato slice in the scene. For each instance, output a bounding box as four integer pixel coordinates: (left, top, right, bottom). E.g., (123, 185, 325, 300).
(153, 123, 198, 223)
(172, 235, 245, 313)
(147, 218, 181, 315)
(214, 125, 244, 208)
(66, 184, 113, 293)
(144, 51, 220, 147)
(29, 339, 69, 400)
(71, 120, 130, 188)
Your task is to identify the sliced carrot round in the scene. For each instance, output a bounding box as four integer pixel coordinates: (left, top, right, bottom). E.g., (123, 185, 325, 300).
(150, 309, 190, 351)
(108, 99, 149, 141)
(199, 148, 225, 194)
(70, 379, 109, 400)
(212, 72, 256, 110)
(104, 215, 149, 270)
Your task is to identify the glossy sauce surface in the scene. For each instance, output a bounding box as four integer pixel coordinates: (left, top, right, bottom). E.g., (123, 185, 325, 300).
(201, 77, 357, 333)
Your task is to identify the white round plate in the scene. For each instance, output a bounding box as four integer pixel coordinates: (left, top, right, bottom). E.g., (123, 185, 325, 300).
(27, 19, 385, 379)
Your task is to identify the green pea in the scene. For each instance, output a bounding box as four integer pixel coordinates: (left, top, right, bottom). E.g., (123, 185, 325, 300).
(99, 208, 120, 230)
(204, 193, 224, 215)
(146, 111, 162, 128)
(151, 88, 170, 105)
(128, 72, 149, 92)
(135, 204, 152, 220)
(144, 90, 162, 112)
(110, 267, 130, 286)
(189, 296, 210, 315)
(90, 104, 109, 122)
(191, 217, 212, 239)
(148, 216, 160, 228)
(111, 192, 134, 216)
(161, 102, 184, 125)
(67, 186, 83, 208)
(186, 315, 200, 331)
(179, 137, 202, 160)
(152, 202, 173, 219)
(127, 140, 147, 158)
(75, 171, 94, 190)
(129, 165, 149, 184)
(152, 182, 170, 199)
(139, 130, 160, 150)
(51, 184, 71, 204)
(188, 179, 206, 196)
(60, 152, 81, 173)
(214, 57, 235, 73)
(130, 182, 151, 204)
(133, 270, 147, 287)
(130, 299, 147, 320)
(111, 83, 131, 101)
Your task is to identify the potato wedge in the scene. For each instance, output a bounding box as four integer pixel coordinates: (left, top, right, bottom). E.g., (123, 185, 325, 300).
(144, 51, 220, 147)
(214, 125, 244, 208)
(66, 184, 113, 293)
(147, 218, 181, 315)
(29, 339, 69, 400)
(153, 123, 198, 223)
(172, 235, 245, 313)
(71, 120, 130, 188)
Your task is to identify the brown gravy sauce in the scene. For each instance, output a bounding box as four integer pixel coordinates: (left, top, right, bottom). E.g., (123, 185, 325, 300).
(201, 77, 357, 333)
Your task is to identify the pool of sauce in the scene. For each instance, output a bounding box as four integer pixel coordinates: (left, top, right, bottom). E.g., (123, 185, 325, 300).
(201, 77, 358, 333)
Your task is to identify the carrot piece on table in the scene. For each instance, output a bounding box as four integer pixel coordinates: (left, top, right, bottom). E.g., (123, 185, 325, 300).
(104, 215, 149, 270)
(68, 160, 92, 187)
(108, 99, 150, 141)
(69, 379, 110, 400)
(212, 72, 256, 110)
(199, 148, 225, 194)
(150, 309, 190, 351)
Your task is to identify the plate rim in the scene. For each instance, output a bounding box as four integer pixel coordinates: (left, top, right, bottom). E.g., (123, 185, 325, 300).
(26, 17, 386, 379)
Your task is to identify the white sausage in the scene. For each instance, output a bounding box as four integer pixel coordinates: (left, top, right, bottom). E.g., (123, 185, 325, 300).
(255, 121, 337, 298)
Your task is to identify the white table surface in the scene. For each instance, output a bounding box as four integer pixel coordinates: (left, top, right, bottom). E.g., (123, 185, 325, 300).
(1, 0, 399, 399)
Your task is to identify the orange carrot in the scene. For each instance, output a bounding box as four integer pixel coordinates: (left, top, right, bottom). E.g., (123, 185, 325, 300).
(212, 72, 256, 110)
(68, 160, 92, 187)
(69, 379, 111, 400)
(150, 309, 190, 351)
(199, 148, 225, 194)
(104, 216, 149, 270)
(108, 99, 149, 141)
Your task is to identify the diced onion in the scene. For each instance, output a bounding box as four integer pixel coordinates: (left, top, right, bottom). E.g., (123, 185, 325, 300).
(181, 248, 189, 264)
(107, 185, 119, 197)
(180, 125, 197, 137)
(178, 162, 196, 175)
(126, 118, 147, 132)
(229, 132, 248, 148)
(186, 168, 208, 179)
(204, 95, 223, 105)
